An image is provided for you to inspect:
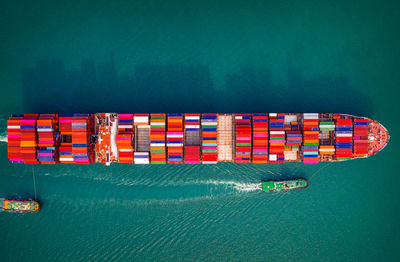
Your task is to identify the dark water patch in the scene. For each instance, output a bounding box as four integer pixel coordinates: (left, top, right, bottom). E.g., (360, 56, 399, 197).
(22, 59, 372, 116)
(221, 67, 373, 116)
(22, 58, 215, 113)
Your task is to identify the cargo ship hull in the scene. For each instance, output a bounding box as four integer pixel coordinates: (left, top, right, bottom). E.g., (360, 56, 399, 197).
(6, 113, 389, 165)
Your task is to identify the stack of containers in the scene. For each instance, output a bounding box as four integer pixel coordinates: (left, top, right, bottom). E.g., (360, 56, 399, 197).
(184, 113, 201, 164)
(7, 115, 23, 163)
(291, 121, 300, 130)
(319, 121, 335, 156)
(319, 121, 335, 131)
(166, 113, 184, 164)
(269, 113, 285, 163)
(353, 119, 369, 156)
(134, 114, 150, 164)
(302, 113, 320, 163)
(235, 113, 252, 163)
(252, 113, 268, 163)
(335, 118, 353, 160)
(284, 130, 302, 161)
(118, 114, 134, 132)
(201, 113, 218, 164)
(117, 114, 134, 163)
(150, 113, 167, 164)
(133, 152, 149, 164)
(20, 115, 39, 164)
(37, 114, 58, 164)
(58, 114, 74, 163)
(217, 114, 234, 162)
(72, 114, 93, 164)
(286, 131, 302, 146)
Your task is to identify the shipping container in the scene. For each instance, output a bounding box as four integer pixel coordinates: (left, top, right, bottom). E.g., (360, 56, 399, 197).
(150, 113, 166, 164)
(252, 113, 268, 163)
(335, 117, 353, 161)
(184, 113, 201, 164)
(167, 113, 184, 164)
(201, 113, 218, 164)
(302, 113, 319, 163)
(269, 113, 285, 163)
(133, 114, 150, 164)
(235, 113, 252, 163)
(217, 114, 234, 162)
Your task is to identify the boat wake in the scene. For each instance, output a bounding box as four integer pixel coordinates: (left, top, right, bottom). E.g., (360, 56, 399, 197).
(0, 133, 7, 143)
(112, 177, 261, 193)
(0, 118, 7, 143)
(0, 198, 4, 211)
(177, 180, 260, 192)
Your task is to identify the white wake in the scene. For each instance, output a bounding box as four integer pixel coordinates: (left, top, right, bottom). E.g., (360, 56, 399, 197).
(173, 179, 260, 192)
(0, 134, 7, 142)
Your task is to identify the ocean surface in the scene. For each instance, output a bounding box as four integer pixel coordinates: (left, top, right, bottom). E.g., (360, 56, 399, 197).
(0, 0, 399, 261)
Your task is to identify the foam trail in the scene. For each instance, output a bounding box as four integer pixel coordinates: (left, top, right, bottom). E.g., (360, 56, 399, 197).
(0, 135, 7, 142)
(0, 119, 7, 142)
(176, 179, 260, 192)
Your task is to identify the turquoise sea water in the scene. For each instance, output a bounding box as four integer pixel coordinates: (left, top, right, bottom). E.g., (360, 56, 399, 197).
(1, 0, 399, 261)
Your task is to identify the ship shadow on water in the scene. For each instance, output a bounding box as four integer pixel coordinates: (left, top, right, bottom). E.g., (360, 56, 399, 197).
(5, 192, 41, 204)
(21, 58, 215, 113)
(22, 58, 373, 116)
(259, 166, 307, 181)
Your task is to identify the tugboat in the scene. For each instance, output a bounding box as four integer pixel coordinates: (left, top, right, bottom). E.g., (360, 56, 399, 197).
(3, 199, 39, 213)
(260, 179, 308, 192)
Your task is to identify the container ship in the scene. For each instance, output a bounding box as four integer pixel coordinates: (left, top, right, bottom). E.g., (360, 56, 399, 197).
(6, 113, 389, 165)
(3, 199, 39, 213)
(260, 179, 308, 192)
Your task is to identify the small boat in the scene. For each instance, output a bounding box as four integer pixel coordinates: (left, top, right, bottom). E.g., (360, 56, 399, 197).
(3, 199, 39, 213)
(260, 179, 308, 192)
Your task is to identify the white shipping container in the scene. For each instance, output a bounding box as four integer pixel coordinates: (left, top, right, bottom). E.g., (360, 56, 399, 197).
(7, 126, 20, 129)
(166, 134, 184, 138)
(167, 143, 183, 147)
(60, 157, 74, 161)
(319, 125, 335, 129)
(185, 116, 200, 120)
(119, 148, 133, 152)
(134, 118, 149, 124)
(235, 116, 243, 120)
(284, 114, 297, 123)
(134, 159, 150, 164)
(336, 133, 353, 137)
(151, 122, 165, 126)
(118, 125, 133, 128)
(269, 154, 277, 161)
(134, 152, 149, 156)
(319, 148, 335, 152)
(269, 113, 277, 117)
(270, 131, 285, 135)
(202, 161, 217, 164)
(37, 128, 54, 132)
(303, 113, 319, 119)
(151, 143, 165, 147)
(185, 125, 200, 129)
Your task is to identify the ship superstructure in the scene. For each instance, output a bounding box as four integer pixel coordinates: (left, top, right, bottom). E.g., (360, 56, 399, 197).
(6, 113, 389, 165)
